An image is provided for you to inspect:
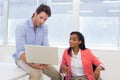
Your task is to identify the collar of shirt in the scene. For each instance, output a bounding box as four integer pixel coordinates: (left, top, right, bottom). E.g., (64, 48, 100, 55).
(28, 19, 42, 29)
(72, 49, 81, 58)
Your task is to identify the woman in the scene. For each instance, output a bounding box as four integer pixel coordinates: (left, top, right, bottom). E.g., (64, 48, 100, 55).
(60, 31, 104, 80)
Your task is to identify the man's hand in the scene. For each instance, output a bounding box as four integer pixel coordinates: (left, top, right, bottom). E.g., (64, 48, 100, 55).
(20, 53, 48, 69)
(20, 53, 27, 62)
(29, 63, 48, 69)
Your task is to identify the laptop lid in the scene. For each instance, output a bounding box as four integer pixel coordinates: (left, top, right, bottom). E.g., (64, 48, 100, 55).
(25, 45, 58, 65)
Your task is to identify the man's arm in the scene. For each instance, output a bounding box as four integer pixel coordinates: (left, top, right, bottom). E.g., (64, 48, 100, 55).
(15, 23, 26, 59)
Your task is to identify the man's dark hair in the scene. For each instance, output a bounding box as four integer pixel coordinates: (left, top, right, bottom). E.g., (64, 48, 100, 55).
(32, 4, 51, 18)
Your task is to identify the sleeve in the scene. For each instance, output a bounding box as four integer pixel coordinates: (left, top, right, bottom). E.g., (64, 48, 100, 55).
(87, 49, 102, 66)
(99, 64, 105, 70)
(15, 24, 26, 58)
(89, 49, 105, 70)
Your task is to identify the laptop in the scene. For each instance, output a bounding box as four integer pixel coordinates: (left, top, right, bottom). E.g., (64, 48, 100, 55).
(25, 45, 58, 65)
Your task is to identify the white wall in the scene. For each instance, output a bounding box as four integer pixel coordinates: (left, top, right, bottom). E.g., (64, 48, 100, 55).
(0, 46, 120, 80)
(0, 46, 15, 63)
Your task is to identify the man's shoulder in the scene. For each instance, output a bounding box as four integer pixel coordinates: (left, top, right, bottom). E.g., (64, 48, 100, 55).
(16, 19, 30, 28)
(41, 24, 48, 32)
(18, 19, 29, 26)
(41, 24, 47, 28)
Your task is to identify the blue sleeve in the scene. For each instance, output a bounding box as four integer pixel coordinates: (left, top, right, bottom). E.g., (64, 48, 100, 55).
(15, 24, 26, 58)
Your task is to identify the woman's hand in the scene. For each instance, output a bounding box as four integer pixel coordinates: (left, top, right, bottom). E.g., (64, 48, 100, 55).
(60, 65, 69, 75)
(94, 66, 100, 80)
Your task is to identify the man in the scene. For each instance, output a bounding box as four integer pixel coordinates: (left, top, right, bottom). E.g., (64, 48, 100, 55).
(12, 4, 61, 80)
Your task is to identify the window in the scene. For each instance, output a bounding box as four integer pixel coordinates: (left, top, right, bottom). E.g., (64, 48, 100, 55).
(79, 0, 120, 47)
(45, 0, 73, 46)
(0, 0, 120, 49)
(8, 0, 37, 43)
(0, 0, 3, 43)
(39, 0, 73, 46)
(7, 0, 73, 46)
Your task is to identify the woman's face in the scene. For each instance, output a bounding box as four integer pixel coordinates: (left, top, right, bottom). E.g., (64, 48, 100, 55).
(69, 34, 81, 48)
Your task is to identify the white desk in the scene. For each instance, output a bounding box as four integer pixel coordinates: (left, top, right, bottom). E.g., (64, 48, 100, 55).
(0, 63, 28, 80)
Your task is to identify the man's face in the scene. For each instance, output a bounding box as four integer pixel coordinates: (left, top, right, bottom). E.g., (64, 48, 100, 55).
(34, 12, 49, 27)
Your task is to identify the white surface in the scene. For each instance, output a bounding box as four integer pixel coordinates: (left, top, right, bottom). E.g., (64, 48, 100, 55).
(0, 63, 28, 80)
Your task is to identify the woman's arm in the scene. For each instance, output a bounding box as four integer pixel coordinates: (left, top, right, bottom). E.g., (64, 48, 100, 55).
(93, 64, 105, 80)
(93, 66, 100, 80)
